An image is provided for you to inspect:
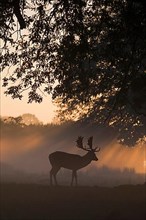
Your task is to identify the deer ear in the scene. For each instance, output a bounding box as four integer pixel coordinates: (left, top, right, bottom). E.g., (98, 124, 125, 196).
(94, 147, 100, 152)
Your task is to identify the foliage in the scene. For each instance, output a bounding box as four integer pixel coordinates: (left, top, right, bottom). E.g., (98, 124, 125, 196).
(1, 0, 146, 145)
(0, 0, 26, 45)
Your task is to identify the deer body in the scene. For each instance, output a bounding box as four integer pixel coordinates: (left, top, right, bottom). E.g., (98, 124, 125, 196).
(49, 151, 97, 169)
(49, 137, 100, 186)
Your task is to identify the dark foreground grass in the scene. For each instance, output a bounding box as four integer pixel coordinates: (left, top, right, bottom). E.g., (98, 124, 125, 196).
(0, 183, 146, 220)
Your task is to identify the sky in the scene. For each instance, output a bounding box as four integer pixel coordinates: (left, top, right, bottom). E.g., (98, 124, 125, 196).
(0, 14, 57, 125)
(0, 86, 56, 124)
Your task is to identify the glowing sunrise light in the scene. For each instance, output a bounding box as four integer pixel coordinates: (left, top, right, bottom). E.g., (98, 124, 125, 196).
(144, 159, 146, 176)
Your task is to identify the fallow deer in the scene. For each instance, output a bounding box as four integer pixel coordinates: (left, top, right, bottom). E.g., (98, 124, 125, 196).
(49, 136, 100, 186)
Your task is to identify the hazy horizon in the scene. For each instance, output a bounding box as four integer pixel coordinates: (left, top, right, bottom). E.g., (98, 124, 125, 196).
(1, 118, 146, 186)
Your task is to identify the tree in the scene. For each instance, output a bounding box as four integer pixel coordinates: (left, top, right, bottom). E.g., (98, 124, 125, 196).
(0, 0, 26, 45)
(1, 0, 146, 145)
(21, 113, 42, 125)
(1, 116, 23, 125)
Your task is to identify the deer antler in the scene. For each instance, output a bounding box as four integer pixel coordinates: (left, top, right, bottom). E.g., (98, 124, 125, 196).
(76, 136, 83, 148)
(76, 136, 89, 151)
(87, 136, 100, 152)
(87, 136, 93, 149)
(76, 136, 100, 152)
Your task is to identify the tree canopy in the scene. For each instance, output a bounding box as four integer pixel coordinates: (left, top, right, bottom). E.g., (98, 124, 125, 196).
(1, 0, 146, 146)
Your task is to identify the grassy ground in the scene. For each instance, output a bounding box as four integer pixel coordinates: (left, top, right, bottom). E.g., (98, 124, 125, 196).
(0, 183, 146, 220)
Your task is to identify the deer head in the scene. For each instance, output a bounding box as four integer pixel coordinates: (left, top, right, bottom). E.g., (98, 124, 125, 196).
(76, 136, 100, 161)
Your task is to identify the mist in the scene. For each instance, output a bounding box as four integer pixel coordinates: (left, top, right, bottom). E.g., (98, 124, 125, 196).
(1, 120, 146, 186)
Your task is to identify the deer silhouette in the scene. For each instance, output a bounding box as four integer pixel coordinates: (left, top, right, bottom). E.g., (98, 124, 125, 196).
(49, 136, 100, 186)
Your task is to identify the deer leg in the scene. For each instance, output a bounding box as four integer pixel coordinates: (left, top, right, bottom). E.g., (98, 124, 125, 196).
(53, 167, 60, 186)
(71, 170, 77, 186)
(50, 167, 59, 186)
(74, 171, 78, 186)
(71, 170, 75, 186)
(53, 173, 58, 186)
(50, 168, 53, 186)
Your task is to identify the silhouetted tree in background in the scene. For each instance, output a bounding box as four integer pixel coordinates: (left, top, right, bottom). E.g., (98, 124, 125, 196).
(1, 0, 146, 145)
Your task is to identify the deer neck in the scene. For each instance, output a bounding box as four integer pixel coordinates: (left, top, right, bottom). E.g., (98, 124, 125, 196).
(81, 152, 92, 166)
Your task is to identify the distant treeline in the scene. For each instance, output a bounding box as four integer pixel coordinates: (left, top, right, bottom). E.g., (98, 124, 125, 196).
(0, 115, 114, 146)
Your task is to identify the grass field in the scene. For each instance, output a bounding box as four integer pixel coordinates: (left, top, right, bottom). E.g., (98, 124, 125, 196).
(0, 183, 146, 220)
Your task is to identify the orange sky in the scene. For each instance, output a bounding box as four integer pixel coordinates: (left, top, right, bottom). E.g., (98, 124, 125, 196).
(1, 86, 56, 124)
